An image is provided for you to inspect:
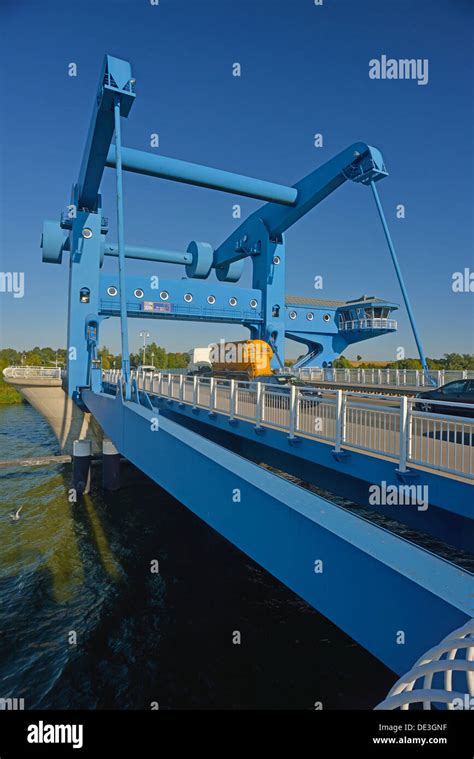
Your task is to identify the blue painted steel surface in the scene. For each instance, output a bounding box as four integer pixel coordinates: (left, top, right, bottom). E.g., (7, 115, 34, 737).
(106, 145, 298, 205)
(66, 210, 102, 398)
(154, 398, 474, 553)
(83, 388, 473, 676)
(113, 97, 131, 398)
(98, 275, 263, 323)
(78, 56, 135, 212)
(213, 142, 387, 268)
(103, 243, 192, 266)
(285, 299, 398, 369)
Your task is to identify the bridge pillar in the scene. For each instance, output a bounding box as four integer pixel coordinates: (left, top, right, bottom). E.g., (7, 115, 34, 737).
(72, 439, 92, 495)
(102, 438, 121, 491)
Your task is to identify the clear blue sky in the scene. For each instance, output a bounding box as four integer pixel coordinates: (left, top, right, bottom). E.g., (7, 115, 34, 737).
(0, 0, 473, 360)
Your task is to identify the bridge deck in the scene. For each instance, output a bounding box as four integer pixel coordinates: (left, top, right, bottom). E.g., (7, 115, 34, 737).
(82, 386, 474, 677)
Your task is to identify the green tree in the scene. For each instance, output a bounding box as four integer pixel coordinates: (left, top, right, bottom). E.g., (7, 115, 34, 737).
(333, 355, 352, 368)
(98, 345, 112, 369)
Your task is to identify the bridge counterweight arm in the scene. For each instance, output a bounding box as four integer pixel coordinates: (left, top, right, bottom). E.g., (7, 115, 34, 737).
(213, 142, 388, 268)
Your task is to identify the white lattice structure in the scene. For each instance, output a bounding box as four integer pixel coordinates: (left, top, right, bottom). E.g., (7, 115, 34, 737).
(375, 619, 474, 710)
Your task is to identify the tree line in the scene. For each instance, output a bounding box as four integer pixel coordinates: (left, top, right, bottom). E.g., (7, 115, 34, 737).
(333, 353, 474, 370)
(0, 344, 189, 371)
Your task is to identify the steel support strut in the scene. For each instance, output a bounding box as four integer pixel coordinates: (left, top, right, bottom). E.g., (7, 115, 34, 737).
(114, 96, 131, 399)
(370, 181, 435, 385)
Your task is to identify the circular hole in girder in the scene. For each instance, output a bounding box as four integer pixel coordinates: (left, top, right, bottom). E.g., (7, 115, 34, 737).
(184, 293, 193, 303)
(134, 288, 144, 299)
(306, 312, 314, 321)
(229, 297, 238, 307)
(107, 286, 118, 297)
(289, 310, 297, 320)
(207, 295, 216, 305)
(159, 291, 169, 301)
(249, 299, 258, 309)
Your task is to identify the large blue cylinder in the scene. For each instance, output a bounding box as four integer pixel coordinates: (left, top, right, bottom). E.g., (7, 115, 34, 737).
(106, 146, 298, 205)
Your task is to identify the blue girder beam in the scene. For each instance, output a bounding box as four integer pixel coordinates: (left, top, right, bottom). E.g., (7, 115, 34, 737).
(98, 274, 263, 322)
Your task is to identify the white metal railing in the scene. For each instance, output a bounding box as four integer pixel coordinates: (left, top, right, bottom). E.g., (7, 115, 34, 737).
(375, 619, 474, 710)
(295, 367, 474, 388)
(3, 365, 63, 380)
(113, 366, 474, 389)
(103, 370, 474, 480)
(340, 318, 397, 331)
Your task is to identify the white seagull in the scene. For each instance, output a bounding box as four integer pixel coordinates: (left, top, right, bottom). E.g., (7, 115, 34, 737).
(9, 506, 23, 521)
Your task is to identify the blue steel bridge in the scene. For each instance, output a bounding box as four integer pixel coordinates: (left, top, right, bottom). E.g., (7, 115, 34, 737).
(15, 55, 473, 699)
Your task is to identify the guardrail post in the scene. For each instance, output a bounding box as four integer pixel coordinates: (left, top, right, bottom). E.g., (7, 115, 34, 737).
(167, 373, 172, 401)
(334, 390, 347, 453)
(255, 382, 263, 427)
(397, 395, 409, 473)
(209, 378, 215, 413)
(407, 398, 413, 464)
(288, 385, 298, 440)
(192, 375, 198, 408)
(179, 373, 184, 403)
(229, 380, 236, 420)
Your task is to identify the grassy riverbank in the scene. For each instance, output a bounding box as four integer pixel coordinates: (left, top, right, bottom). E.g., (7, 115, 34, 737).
(0, 379, 23, 404)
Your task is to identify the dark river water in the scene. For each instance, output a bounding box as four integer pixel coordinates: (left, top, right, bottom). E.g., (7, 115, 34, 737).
(0, 402, 424, 710)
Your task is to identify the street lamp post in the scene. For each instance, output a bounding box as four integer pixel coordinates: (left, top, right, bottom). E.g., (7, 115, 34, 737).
(139, 331, 150, 366)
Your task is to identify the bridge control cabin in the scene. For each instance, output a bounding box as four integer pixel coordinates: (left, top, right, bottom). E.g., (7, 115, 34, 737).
(285, 294, 398, 369)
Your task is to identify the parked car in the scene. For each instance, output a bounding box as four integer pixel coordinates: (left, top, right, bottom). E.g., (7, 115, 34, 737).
(415, 380, 474, 417)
